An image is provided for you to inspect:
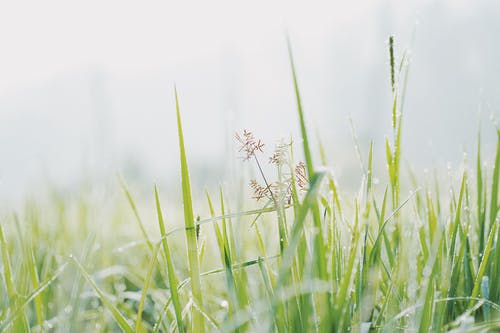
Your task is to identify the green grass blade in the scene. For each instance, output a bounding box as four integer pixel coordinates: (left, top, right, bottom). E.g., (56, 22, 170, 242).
(66, 234, 96, 332)
(0, 262, 68, 332)
(369, 189, 418, 267)
(393, 115, 402, 207)
(12, 214, 44, 331)
(489, 129, 500, 301)
(206, 190, 225, 264)
(0, 224, 15, 305)
(26, 247, 43, 330)
(287, 37, 313, 178)
(365, 141, 374, 212)
(175, 87, 204, 332)
(218, 187, 241, 331)
(152, 297, 173, 333)
(135, 241, 161, 333)
(191, 299, 222, 332)
(449, 172, 467, 261)
(370, 187, 390, 265)
(0, 223, 28, 332)
(385, 138, 395, 191)
(71, 256, 135, 333)
(418, 278, 435, 333)
(269, 172, 326, 330)
(470, 221, 498, 308)
(477, 131, 486, 258)
(489, 129, 500, 230)
(119, 177, 154, 252)
(445, 224, 467, 321)
(287, 37, 327, 285)
(154, 185, 184, 333)
(426, 191, 438, 245)
(333, 202, 361, 330)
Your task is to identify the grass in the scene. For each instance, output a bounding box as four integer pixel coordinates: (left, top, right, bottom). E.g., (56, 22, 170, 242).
(1, 36, 500, 332)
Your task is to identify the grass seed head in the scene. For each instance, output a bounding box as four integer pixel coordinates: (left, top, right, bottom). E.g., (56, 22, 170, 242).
(269, 141, 292, 165)
(389, 35, 395, 92)
(235, 129, 265, 161)
(250, 179, 272, 201)
(295, 161, 308, 191)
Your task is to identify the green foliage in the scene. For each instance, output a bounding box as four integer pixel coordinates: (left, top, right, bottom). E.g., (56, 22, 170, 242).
(1, 37, 500, 332)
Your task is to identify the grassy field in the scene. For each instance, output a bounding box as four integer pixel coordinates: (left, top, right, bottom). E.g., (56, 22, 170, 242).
(1, 37, 500, 332)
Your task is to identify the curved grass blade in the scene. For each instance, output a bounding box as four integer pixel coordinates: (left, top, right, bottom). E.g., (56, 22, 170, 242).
(119, 177, 154, 253)
(71, 256, 134, 333)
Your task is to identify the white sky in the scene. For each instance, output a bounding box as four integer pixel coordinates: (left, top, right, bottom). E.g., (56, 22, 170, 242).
(0, 0, 358, 92)
(0, 0, 498, 200)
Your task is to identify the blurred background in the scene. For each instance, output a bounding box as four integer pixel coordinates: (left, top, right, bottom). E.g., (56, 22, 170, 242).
(1, 0, 499, 202)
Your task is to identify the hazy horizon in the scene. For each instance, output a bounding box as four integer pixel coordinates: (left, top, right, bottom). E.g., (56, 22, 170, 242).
(1, 0, 499, 201)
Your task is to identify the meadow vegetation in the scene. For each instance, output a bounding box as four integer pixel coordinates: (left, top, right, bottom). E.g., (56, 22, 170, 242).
(1, 37, 500, 332)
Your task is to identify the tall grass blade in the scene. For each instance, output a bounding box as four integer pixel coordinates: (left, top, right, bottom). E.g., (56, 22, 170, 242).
(175, 87, 204, 332)
(218, 187, 241, 331)
(489, 129, 500, 301)
(287, 36, 327, 285)
(477, 131, 486, 258)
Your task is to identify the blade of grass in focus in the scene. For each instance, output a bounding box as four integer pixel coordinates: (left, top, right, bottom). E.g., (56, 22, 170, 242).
(489, 129, 500, 302)
(175, 87, 204, 332)
(287, 39, 329, 332)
